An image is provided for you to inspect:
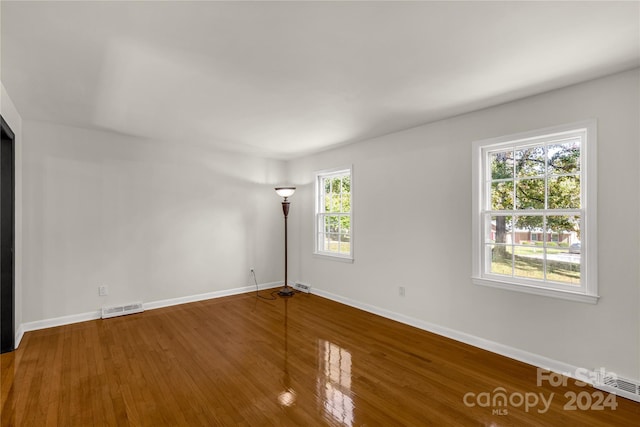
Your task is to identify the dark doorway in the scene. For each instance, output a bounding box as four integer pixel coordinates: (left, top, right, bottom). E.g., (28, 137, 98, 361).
(1, 115, 15, 353)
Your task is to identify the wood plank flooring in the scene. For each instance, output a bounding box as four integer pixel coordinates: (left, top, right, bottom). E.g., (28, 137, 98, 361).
(1, 292, 638, 426)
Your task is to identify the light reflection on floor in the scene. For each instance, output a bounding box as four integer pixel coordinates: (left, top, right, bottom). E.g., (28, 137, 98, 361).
(318, 339, 354, 426)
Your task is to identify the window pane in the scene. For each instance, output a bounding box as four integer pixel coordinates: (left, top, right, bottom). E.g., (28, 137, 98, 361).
(548, 175, 580, 209)
(546, 247, 580, 285)
(490, 151, 514, 180)
(341, 176, 351, 193)
(488, 245, 512, 276)
(491, 181, 514, 210)
(340, 216, 351, 234)
(516, 146, 545, 177)
(513, 246, 544, 280)
(339, 237, 350, 255)
(516, 178, 544, 209)
(489, 215, 512, 245)
(545, 215, 580, 247)
(545, 214, 581, 284)
(332, 216, 340, 233)
(331, 178, 341, 195)
(330, 194, 340, 213)
(341, 193, 351, 213)
(548, 140, 580, 175)
(328, 233, 339, 252)
(514, 215, 544, 237)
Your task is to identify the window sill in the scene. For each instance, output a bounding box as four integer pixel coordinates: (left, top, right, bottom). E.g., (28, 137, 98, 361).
(472, 277, 599, 304)
(313, 252, 354, 263)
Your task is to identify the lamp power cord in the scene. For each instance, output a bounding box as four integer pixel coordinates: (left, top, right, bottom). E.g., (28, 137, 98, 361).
(252, 269, 278, 300)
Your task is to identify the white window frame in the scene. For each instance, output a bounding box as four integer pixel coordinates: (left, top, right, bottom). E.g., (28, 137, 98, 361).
(314, 166, 354, 262)
(472, 120, 598, 304)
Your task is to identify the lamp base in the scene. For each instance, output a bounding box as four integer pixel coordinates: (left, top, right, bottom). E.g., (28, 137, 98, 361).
(278, 286, 295, 297)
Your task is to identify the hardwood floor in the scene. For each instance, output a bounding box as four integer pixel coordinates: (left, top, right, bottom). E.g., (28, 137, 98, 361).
(1, 292, 638, 426)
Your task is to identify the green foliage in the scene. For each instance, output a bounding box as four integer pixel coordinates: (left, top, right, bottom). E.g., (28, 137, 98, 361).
(490, 141, 580, 236)
(322, 175, 351, 240)
(323, 176, 351, 213)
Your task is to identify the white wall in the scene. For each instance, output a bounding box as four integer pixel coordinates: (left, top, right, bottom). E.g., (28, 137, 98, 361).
(22, 121, 286, 323)
(1, 82, 23, 344)
(288, 68, 640, 382)
(14, 69, 640, 383)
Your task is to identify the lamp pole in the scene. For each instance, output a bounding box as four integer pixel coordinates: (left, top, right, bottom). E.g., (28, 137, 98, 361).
(275, 187, 296, 297)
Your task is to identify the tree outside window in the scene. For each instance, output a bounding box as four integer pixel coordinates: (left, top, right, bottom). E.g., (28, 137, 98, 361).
(473, 121, 597, 303)
(489, 140, 581, 284)
(316, 168, 352, 259)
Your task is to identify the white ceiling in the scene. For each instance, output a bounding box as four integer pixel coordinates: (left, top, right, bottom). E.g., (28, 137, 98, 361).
(1, 1, 639, 159)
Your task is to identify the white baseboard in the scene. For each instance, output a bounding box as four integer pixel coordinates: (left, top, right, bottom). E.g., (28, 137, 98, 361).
(310, 287, 639, 398)
(143, 281, 281, 311)
(19, 310, 102, 338)
(16, 281, 282, 342)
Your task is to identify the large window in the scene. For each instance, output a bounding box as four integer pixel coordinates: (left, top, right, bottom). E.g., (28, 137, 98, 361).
(315, 167, 353, 260)
(472, 121, 598, 303)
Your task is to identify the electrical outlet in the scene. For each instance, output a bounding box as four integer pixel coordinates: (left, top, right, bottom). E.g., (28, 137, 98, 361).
(250, 267, 255, 273)
(398, 286, 405, 297)
(98, 285, 108, 296)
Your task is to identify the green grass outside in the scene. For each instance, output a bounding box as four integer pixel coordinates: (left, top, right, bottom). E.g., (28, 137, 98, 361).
(324, 240, 579, 284)
(325, 240, 351, 255)
(491, 249, 580, 285)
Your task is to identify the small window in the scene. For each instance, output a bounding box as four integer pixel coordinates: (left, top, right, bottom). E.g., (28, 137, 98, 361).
(315, 167, 353, 261)
(472, 121, 598, 303)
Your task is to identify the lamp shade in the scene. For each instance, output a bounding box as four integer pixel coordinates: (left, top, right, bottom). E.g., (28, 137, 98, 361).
(275, 187, 296, 198)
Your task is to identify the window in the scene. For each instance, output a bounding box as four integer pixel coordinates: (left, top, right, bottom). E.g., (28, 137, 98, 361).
(472, 121, 598, 303)
(315, 167, 353, 261)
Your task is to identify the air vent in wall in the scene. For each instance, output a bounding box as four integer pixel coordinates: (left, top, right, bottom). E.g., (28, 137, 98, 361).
(597, 374, 640, 403)
(293, 282, 311, 293)
(101, 302, 144, 319)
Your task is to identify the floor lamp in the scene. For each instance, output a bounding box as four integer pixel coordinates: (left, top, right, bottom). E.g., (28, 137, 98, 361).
(275, 187, 296, 297)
